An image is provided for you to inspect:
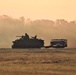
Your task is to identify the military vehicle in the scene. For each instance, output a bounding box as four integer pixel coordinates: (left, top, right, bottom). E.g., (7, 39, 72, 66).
(12, 33, 44, 48)
(50, 39, 67, 48)
(45, 39, 67, 48)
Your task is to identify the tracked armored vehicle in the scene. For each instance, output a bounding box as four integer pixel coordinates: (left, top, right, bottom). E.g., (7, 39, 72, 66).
(12, 33, 44, 48)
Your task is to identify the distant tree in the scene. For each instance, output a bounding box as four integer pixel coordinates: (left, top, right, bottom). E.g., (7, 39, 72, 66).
(20, 16, 25, 23)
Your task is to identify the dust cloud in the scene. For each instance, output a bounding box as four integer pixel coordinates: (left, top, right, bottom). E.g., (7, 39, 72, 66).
(0, 15, 76, 48)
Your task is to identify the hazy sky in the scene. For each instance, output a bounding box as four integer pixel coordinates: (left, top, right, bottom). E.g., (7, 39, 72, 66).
(0, 0, 76, 20)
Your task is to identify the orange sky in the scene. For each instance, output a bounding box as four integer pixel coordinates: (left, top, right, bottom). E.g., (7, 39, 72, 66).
(0, 0, 76, 20)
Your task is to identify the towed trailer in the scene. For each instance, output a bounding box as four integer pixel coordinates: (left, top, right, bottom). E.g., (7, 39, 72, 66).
(45, 39, 67, 48)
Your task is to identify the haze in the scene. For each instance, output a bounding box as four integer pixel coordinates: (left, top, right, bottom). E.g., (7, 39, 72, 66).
(0, 15, 76, 48)
(0, 0, 76, 48)
(0, 0, 76, 20)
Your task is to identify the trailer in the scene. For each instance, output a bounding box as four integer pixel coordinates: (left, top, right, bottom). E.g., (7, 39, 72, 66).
(44, 39, 67, 48)
(50, 39, 67, 48)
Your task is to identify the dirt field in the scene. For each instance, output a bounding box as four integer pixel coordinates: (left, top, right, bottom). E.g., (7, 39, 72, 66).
(0, 48, 76, 75)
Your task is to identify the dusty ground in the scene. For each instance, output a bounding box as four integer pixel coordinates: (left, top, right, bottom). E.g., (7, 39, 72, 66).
(0, 48, 76, 75)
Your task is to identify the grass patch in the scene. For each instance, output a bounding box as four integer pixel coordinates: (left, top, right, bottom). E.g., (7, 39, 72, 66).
(0, 48, 76, 75)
